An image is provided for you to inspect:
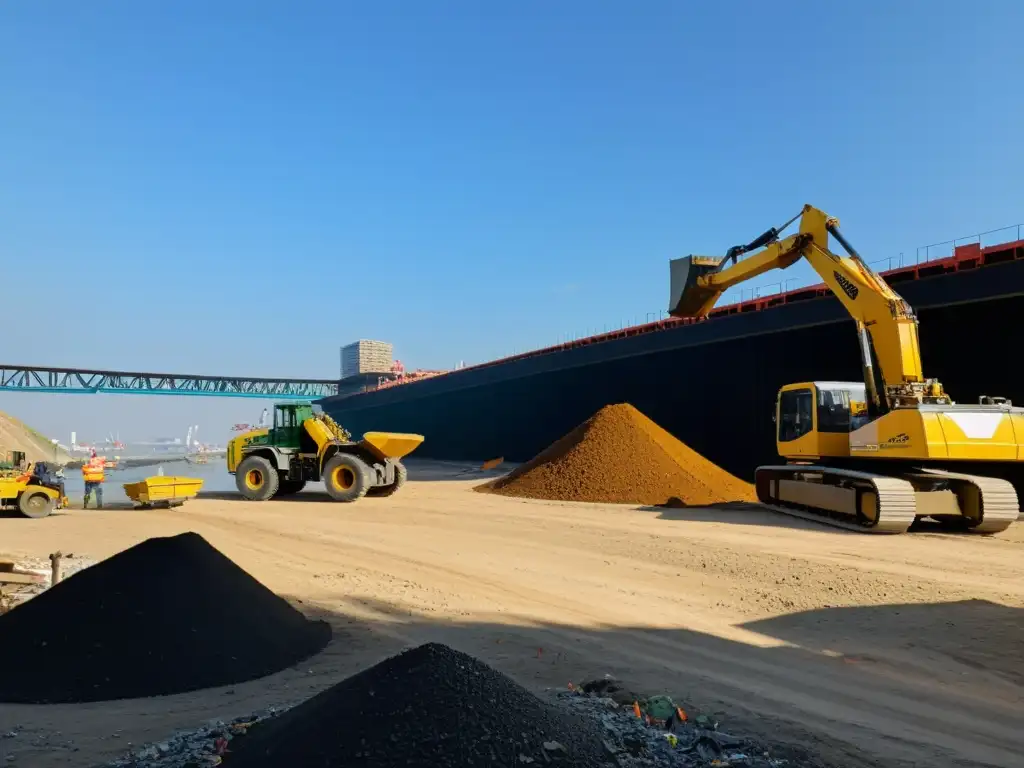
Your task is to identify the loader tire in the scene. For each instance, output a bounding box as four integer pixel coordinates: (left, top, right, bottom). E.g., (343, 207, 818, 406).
(278, 479, 307, 496)
(323, 453, 370, 502)
(19, 491, 54, 519)
(367, 460, 407, 498)
(237, 456, 280, 501)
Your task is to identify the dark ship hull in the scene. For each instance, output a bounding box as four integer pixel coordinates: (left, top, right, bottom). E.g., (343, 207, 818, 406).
(319, 240, 1024, 481)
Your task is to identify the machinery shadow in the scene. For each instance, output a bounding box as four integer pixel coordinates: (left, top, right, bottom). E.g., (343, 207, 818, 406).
(199, 490, 333, 504)
(203, 460, 510, 503)
(4, 592, 1023, 768)
(741, 598, 1024, 689)
(641, 500, 858, 534)
(644, 501, 1010, 536)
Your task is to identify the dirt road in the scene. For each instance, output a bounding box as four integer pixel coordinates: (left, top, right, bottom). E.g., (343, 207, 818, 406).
(2, 461, 1023, 767)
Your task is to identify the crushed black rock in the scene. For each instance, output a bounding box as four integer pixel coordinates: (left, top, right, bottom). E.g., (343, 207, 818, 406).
(98, 668, 814, 768)
(0, 532, 331, 703)
(224, 642, 612, 767)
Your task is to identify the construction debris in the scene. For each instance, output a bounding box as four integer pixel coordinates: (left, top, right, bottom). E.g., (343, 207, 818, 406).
(97, 666, 803, 768)
(0, 532, 330, 703)
(481, 404, 755, 506)
(225, 642, 611, 767)
(104, 707, 295, 768)
(560, 681, 796, 767)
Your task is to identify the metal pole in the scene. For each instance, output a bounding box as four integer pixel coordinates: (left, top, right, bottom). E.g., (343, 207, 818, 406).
(49, 552, 62, 586)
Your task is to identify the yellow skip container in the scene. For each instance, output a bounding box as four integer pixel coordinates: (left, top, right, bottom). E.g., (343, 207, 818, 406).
(123, 476, 204, 508)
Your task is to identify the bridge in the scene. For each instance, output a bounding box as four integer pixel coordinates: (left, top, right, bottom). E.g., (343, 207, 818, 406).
(0, 365, 339, 399)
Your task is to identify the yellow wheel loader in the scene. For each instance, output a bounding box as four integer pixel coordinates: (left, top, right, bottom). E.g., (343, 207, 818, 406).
(0, 453, 69, 519)
(669, 204, 1021, 534)
(227, 403, 423, 502)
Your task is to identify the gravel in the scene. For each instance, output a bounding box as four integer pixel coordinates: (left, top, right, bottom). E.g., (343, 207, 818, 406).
(224, 642, 612, 767)
(0, 532, 331, 703)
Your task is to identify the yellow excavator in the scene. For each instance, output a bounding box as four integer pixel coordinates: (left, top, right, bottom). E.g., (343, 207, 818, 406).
(669, 204, 1021, 534)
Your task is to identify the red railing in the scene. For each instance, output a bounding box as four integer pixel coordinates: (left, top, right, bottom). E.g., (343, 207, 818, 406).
(351, 234, 1024, 396)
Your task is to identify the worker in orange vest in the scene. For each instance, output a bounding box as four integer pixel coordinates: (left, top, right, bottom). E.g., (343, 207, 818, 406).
(82, 449, 105, 509)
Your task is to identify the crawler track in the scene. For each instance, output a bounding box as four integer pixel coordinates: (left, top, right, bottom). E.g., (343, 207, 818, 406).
(756, 464, 1020, 534)
(756, 465, 917, 534)
(918, 468, 1018, 534)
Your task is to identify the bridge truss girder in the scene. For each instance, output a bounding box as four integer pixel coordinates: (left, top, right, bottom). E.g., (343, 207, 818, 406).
(0, 365, 338, 399)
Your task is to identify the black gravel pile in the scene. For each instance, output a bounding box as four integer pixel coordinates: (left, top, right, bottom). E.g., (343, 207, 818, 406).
(227, 642, 612, 767)
(0, 532, 331, 703)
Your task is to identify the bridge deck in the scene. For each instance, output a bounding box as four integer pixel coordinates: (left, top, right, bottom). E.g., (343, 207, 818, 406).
(0, 365, 338, 399)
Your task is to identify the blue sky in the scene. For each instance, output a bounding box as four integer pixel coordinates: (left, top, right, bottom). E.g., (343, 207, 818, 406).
(1, 1, 1022, 441)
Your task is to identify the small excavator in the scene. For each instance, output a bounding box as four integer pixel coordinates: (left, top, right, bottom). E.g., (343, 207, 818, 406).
(669, 204, 1021, 534)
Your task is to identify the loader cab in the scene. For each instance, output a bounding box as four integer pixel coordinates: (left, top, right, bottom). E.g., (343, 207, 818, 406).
(270, 402, 315, 450)
(776, 381, 866, 460)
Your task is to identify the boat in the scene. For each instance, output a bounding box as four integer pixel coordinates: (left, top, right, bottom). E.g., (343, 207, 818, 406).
(318, 234, 1024, 484)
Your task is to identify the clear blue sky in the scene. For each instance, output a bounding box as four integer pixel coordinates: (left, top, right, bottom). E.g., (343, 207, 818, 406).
(1, 1, 1021, 442)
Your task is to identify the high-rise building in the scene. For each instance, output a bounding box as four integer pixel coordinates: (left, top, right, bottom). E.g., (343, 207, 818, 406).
(340, 340, 393, 379)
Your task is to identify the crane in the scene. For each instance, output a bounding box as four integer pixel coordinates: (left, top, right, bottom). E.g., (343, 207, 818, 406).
(668, 204, 1021, 534)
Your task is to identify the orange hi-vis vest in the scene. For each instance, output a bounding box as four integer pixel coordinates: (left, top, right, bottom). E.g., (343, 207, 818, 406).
(82, 457, 105, 483)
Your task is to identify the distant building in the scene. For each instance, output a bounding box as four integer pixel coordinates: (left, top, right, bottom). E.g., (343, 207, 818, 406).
(340, 340, 393, 379)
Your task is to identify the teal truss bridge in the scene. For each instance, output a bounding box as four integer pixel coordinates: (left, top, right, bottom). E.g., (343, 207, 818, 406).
(0, 365, 339, 399)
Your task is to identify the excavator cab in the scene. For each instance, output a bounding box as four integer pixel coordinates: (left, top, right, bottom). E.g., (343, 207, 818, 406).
(775, 382, 866, 460)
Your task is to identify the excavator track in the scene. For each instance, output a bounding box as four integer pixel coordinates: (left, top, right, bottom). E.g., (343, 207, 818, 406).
(916, 468, 1018, 534)
(756, 465, 1020, 534)
(756, 465, 917, 534)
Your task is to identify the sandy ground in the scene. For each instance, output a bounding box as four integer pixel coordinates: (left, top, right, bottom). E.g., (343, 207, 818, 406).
(1, 460, 1023, 768)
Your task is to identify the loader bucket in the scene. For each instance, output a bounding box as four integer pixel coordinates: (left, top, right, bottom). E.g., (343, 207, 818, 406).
(360, 431, 425, 460)
(669, 255, 725, 318)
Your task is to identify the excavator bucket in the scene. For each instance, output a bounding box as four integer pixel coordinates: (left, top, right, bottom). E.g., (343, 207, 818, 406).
(360, 431, 425, 460)
(669, 255, 725, 318)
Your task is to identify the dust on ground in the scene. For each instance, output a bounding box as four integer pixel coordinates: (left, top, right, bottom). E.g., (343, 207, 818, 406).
(482, 403, 755, 506)
(1, 460, 1022, 768)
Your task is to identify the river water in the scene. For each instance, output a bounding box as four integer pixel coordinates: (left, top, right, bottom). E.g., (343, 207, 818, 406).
(60, 458, 238, 505)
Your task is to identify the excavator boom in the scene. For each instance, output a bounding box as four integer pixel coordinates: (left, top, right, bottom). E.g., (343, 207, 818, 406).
(670, 204, 934, 413)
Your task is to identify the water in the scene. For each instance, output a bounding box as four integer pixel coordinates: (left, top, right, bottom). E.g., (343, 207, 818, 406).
(61, 459, 237, 504)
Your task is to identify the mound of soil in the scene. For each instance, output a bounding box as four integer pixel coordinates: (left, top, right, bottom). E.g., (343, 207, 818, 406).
(227, 642, 610, 767)
(483, 403, 755, 506)
(0, 532, 331, 703)
(0, 409, 72, 464)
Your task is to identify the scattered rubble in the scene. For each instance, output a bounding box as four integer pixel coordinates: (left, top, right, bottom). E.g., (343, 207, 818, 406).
(102, 706, 296, 768)
(559, 677, 798, 767)
(0, 532, 331, 703)
(481, 403, 755, 506)
(93, 670, 810, 768)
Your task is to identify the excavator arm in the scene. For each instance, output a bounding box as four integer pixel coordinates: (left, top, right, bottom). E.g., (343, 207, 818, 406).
(669, 204, 946, 414)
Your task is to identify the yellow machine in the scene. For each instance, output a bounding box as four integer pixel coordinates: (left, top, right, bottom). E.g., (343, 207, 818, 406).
(669, 204, 1021, 533)
(123, 476, 204, 509)
(0, 456, 69, 519)
(227, 402, 424, 502)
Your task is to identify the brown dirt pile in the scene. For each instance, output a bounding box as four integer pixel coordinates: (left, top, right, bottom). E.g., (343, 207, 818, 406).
(0, 411, 71, 464)
(482, 403, 755, 506)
